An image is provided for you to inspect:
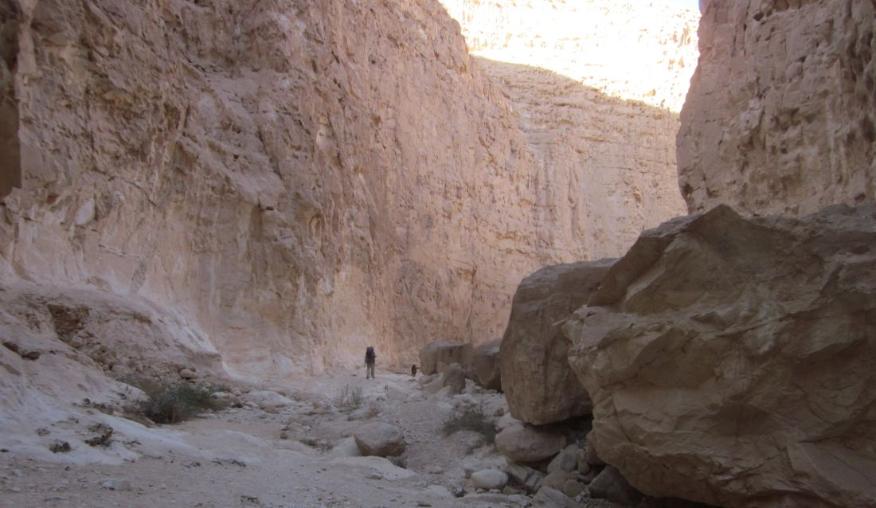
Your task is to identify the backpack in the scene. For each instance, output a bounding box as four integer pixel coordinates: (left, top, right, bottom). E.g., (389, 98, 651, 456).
(365, 347, 375, 361)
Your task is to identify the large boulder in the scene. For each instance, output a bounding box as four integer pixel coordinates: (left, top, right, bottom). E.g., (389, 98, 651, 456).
(441, 363, 467, 395)
(353, 422, 406, 457)
(495, 422, 565, 463)
(471, 340, 501, 391)
(419, 341, 472, 376)
(500, 260, 615, 425)
(565, 204, 876, 507)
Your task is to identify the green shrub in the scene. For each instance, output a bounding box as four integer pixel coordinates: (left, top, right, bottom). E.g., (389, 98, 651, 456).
(442, 406, 496, 443)
(138, 382, 224, 424)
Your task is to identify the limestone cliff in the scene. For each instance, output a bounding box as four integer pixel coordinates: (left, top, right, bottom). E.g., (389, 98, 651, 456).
(678, 0, 876, 215)
(441, 0, 696, 257)
(0, 0, 574, 379)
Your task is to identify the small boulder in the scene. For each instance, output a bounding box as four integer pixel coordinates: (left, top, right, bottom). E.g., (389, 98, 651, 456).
(495, 423, 565, 463)
(505, 463, 544, 494)
(354, 422, 406, 457)
(589, 466, 642, 506)
(471, 340, 501, 390)
(547, 444, 578, 474)
(178, 368, 196, 380)
(471, 469, 509, 490)
(532, 486, 578, 508)
(327, 437, 361, 458)
(100, 479, 132, 491)
(420, 341, 472, 375)
(442, 363, 467, 395)
(244, 390, 294, 413)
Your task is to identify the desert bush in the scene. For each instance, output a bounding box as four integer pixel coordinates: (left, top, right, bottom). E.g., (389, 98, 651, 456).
(134, 382, 225, 424)
(442, 405, 496, 443)
(335, 384, 364, 411)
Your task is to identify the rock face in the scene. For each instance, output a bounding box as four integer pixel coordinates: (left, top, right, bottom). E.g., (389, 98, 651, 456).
(678, 1, 876, 215)
(500, 260, 614, 425)
(0, 0, 597, 379)
(565, 204, 876, 507)
(441, 0, 697, 259)
(353, 422, 406, 458)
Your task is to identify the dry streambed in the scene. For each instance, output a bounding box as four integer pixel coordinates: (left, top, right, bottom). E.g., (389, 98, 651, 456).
(0, 370, 621, 507)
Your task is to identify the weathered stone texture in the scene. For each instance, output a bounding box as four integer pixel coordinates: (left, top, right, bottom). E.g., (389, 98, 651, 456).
(500, 260, 614, 425)
(565, 204, 876, 507)
(0, 0, 585, 378)
(678, 1, 876, 215)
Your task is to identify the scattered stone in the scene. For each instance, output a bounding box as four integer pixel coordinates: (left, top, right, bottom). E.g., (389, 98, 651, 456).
(85, 423, 113, 447)
(547, 444, 578, 474)
(543, 471, 573, 490)
(178, 368, 196, 380)
(419, 341, 472, 375)
(495, 422, 564, 463)
(100, 479, 132, 491)
(35, 428, 50, 437)
(49, 441, 71, 453)
(471, 469, 509, 490)
(354, 422, 406, 457)
(505, 463, 544, 494)
(244, 390, 294, 413)
(532, 486, 579, 508)
(442, 363, 466, 395)
(589, 466, 642, 506)
(327, 437, 361, 458)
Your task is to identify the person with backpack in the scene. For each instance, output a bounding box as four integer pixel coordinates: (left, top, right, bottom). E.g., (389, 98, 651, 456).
(365, 346, 376, 379)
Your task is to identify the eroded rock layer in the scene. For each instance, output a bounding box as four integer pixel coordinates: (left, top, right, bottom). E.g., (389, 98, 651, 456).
(679, 1, 876, 215)
(0, 0, 583, 378)
(565, 204, 876, 507)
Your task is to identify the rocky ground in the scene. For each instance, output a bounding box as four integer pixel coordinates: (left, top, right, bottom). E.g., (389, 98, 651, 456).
(0, 369, 618, 507)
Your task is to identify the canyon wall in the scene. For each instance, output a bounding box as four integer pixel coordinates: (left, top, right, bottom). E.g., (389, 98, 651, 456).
(441, 0, 697, 257)
(0, 0, 580, 380)
(678, 0, 876, 215)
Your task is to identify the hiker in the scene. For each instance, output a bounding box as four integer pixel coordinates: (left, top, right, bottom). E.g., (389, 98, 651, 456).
(411, 364, 418, 377)
(365, 346, 376, 379)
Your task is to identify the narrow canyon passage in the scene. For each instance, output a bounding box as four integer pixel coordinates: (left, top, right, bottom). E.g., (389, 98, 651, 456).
(1, 0, 875, 507)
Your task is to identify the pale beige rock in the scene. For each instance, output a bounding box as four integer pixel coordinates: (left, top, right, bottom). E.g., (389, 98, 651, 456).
(353, 422, 406, 458)
(678, 1, 876, 215)
(565, 204, 876, 507)
(495, 422, 565, 464)
(500, 260, 614, 425)
(0, 0, 588, 381)
(419, 342, 472, 376)
(470, 340, 501, 391)
(441, 363, 466, 395)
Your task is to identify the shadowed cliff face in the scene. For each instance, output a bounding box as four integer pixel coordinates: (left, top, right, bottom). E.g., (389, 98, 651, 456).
(0, 0, 583, 379)
(679, 0, 876, 215)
